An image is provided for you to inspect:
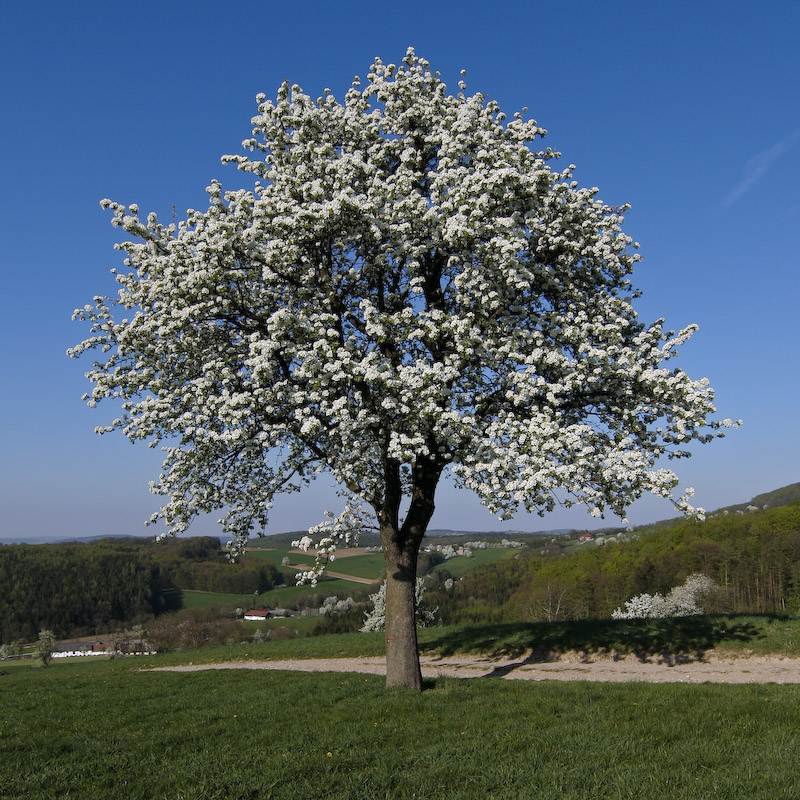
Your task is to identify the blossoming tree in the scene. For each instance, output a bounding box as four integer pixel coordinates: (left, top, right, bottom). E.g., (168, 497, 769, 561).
(71, 49, 735, 689)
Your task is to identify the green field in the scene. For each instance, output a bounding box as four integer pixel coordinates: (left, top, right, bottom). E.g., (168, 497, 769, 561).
(249, 547, 316, 568)
(431, 547, 522, 577)
(325, 552, 385, 579)
(166, 589, 257, 610)
(221, 544, 521, 584)
(137, 614, 800, 667)
(249, 548, 383, 581)
(4, 618, 800, 799)
(241, 615, 319, 636)
(175, 578, 369, 613)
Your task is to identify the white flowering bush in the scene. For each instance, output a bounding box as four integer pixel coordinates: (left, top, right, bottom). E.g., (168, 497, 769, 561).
(318, 595, 355, 615)
(361, 578, 438, 632)
(35, 629, 55, 667)
(612, 574, 715, 619)
(70, 49, 735, 688)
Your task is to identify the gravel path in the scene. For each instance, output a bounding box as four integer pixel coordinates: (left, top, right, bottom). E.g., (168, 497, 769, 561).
(149, 651, 800, 684)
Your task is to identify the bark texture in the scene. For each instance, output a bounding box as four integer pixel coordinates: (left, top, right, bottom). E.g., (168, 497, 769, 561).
(377, 456, 442, 689)
(383, 544, 423, 689)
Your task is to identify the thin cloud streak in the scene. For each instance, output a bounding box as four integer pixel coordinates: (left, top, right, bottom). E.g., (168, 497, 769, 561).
(723, 125, 800, 209)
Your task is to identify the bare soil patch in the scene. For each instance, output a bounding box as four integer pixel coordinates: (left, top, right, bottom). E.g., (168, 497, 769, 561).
(150, 650, 800, 683)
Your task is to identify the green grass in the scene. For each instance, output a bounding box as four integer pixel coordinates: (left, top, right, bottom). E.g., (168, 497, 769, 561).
(174, 578, 365, 613)
(128, 614, 800, 669)
(258, 579, 368, 604)
(418, 614, 800, 659)
(249, 547, 316, 567)
(241, 615, 319, 635)
(325, 552, 385, 579)
(250, 547, 384, 581)
(430, 547, 521, 577)
(3, 652, 800, 799)
(7, 615, 800, 798)
(174, 589, 258, 609)
(141, 630, 387, 667)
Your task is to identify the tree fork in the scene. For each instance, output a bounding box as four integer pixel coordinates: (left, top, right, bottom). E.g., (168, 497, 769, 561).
(380, 458, 442, 689)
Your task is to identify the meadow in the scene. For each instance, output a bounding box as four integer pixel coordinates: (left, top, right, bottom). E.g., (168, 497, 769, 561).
(3, 617, 800, 799)
(431, 546, 522, 578)
(162, 575, 376, 618)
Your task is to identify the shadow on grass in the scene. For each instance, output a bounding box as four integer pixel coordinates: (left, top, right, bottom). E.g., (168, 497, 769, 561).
(420, 615, 766, 669)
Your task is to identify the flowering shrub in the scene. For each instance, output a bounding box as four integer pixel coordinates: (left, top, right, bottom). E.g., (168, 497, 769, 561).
(612, 574, 715, 619)
(35, 629, 55, 667)
(318, 596, 356, 615)
(361, 578, 438, 632)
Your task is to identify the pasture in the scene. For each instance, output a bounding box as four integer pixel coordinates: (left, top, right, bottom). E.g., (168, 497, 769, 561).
(3, 617, 800, 798)
(430, 546, 522, 577)
(171, 578, 373, 613)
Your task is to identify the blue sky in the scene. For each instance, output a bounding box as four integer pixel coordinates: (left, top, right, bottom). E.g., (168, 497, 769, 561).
(1, 0, 797, 541)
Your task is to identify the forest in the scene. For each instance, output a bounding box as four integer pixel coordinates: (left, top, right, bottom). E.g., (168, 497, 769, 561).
(0, 536, 282, 642)
(426, 498, 800, 625)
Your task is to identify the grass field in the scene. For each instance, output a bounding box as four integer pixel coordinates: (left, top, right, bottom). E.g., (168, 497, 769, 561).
(117, 614, 800, 668)
(241, 615, 319, 636)
(3, 619, 800, 799)
(249, 547, 316, 568)
(249, 547, 384, 581)
(173, 578, 370, 613)
(430, 547, 521, 577)
(324, 551, 385, 579)
(250, 544, 524, 581)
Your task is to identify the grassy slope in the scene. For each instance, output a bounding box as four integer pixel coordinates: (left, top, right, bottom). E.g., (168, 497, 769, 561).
(3, 640, 800, 799)
(248, 548, 384, 580)
(325, 552, 385, 579)
(431, 547, 521, 577)
(248, 547, 317, 567)
(178, 578, 367, 611)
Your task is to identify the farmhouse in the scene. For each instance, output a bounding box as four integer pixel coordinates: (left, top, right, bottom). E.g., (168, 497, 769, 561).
(243, 608, 271, 621)
(244, 607, 294, 620)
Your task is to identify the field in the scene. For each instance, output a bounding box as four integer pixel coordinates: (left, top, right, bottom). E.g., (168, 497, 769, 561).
(3, 617, 800, 799)
(430, 546, 522, 577)
(169, 578, 375, 614)
(249, 546, 317, 568)
(250, 547, 385, 582)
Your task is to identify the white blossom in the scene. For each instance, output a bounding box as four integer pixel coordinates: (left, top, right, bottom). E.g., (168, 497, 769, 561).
(612, 574, 715, 619)
(361, 578, 437, 631)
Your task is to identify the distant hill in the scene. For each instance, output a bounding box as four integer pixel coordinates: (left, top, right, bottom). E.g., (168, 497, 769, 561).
(247, 530, 385, 550)
(5, 482, 797, 548)
(713, 482, 800, 515)
(248, 528, 562, 550)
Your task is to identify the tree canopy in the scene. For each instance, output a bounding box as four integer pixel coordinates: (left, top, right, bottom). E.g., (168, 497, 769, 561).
(71, 48, 735, 687)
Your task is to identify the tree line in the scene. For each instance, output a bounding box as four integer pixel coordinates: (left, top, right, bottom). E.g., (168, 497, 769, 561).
(0, 536, 283, 642)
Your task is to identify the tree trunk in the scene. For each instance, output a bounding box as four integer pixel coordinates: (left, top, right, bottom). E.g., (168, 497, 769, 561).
(376, 455, 442, 689)
(383, 538, 423, 689)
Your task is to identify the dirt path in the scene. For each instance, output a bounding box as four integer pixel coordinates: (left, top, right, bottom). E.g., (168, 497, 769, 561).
(323, 570, 376, 584)
(282, 564, 376, 584)
(150, 651, 800, 683)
